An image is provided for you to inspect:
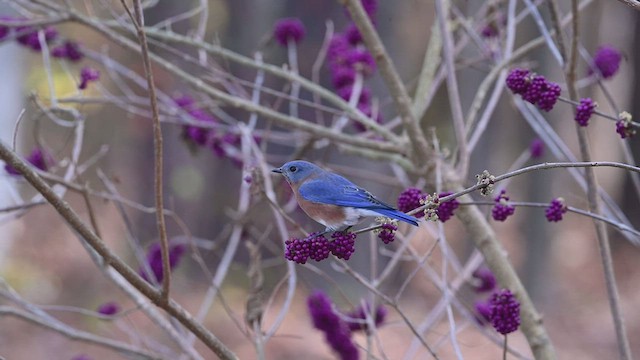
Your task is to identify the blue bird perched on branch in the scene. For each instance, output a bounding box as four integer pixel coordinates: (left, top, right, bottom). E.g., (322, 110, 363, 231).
(272, 160, 419, 232)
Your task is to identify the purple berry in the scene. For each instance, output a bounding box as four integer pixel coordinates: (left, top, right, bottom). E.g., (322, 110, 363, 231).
(545, 198, 568, 222)
(436, 192, 459, 223)
(489, 289, 521, 335)
(492, 190, 515, 222)
(377, 223, 397, 244)
(575, 98, 596, 127)
(397, 188, 425, 216)
(330, 232, 356, 260)
(591, 45, 622, 79)
(273, 18, 305, 46)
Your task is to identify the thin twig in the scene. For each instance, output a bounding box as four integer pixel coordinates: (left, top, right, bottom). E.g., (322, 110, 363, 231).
(120, 0, 171, 301)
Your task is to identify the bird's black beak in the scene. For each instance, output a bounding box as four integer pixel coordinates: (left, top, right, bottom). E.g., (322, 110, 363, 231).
(272, 167, 283, 174)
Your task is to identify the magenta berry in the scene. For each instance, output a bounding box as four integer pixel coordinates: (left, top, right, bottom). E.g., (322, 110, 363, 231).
(489, 289, 521, 335)
(273, 18, 305, 46)
(591, 45, 622, 79)
(492, 190, 515, 222)
(330, 231, 356, 260)
(377, 223, 397, 244)
(397, 188, 424, 216)
(545, 198, 568, 222)
(575, 98, 596, 127)
(436, 192, 459, 222)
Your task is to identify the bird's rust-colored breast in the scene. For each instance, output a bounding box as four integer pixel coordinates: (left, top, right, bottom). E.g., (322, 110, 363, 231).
(297, 197, 347, 229)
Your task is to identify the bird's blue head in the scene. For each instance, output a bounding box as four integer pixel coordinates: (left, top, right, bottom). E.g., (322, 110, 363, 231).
(272, 160, 321, 185)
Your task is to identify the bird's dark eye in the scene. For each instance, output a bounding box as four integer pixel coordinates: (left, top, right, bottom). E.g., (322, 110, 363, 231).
(289, 166, 298, 172)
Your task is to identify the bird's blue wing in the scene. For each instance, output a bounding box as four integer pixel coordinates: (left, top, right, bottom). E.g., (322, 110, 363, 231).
(299, 174, 419, 226)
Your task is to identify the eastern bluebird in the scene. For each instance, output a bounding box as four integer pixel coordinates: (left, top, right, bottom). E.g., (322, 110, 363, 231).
(272, 160, 419, 232)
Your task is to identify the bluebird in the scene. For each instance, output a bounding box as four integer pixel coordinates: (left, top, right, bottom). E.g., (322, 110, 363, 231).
(272, 160, 419, 232)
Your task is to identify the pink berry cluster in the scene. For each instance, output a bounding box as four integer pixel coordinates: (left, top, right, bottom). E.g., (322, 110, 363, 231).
(506, 68, 561, 112)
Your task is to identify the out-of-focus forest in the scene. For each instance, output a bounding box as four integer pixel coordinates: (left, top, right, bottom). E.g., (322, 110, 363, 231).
(0, 0, 639, 359)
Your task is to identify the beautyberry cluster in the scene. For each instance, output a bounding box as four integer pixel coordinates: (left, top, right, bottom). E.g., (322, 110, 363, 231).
(308, 291, 359, 360)
(79, 67, 100, 90)
(273, 18, 305, 46)
(436, 192, 459, 223)
(285, 232, 357, 264)
(506, 68, 561, 112)
(545, 198, 568, 222)
(397, 188, 424, 216)
(590, 45, 622, 79)
(1, 17, 104, 92)
(174, 95, 249, 166)
(489, 289, 521, 335)
(346, 303, 387, 332)
(139, 242, 186, 284)
(472, 267, 497, 293)
(529, 138, 544, 159)
(575, 98, 596, 127)
(616, 111, 636, 139)
(326, 3, 382, 132)
(376, 222, 397, 244)
(4, 147, 50, 175)
(97, 302, 120, 316)
(492, 190, 515, 222)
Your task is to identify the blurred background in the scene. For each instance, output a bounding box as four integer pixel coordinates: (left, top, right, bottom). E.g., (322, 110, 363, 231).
(0, 0, 639, 359)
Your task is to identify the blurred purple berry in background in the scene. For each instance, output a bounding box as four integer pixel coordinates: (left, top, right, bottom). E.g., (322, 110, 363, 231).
(273, 18, 305, 46)
(473, 267, 497, 293)
(308, 291, 359, 360)
(78, 67, 100, 90)
(139, 242, 186, 284)
(529, 138, 544, 159)
(97, 301, 120, 316)
(346, 303, 387, 332)
(590, 45, 622, 79)
(4, 147, 50, 175)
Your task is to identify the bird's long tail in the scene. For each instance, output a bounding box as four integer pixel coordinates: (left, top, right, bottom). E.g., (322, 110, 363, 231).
(374, 208, 419, 226)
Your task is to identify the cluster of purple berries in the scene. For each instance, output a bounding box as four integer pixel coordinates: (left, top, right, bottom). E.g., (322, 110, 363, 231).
(545, 198, 568, 222)
(139, 242, 186, 284)
(475, 287, 521, 335)
(4, 147, 50, 176)
(307, 291, 359, 360)
(273, 18, 305, 46)
(174, 95, 251, 166)
(327, 6, 381, 132)
(345, 302, 387, 332)
(616, 112, 636, 139)
(574, 98, 596, 127)
(491, 190, 515, 222)
(285, 231, 357, 264)
(506, 68, 561, 112)
(590, 45, 622, 79)
(397, 188, 459, 223)
(377, 222, 397, 244)
(0, 18, 101, 90)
